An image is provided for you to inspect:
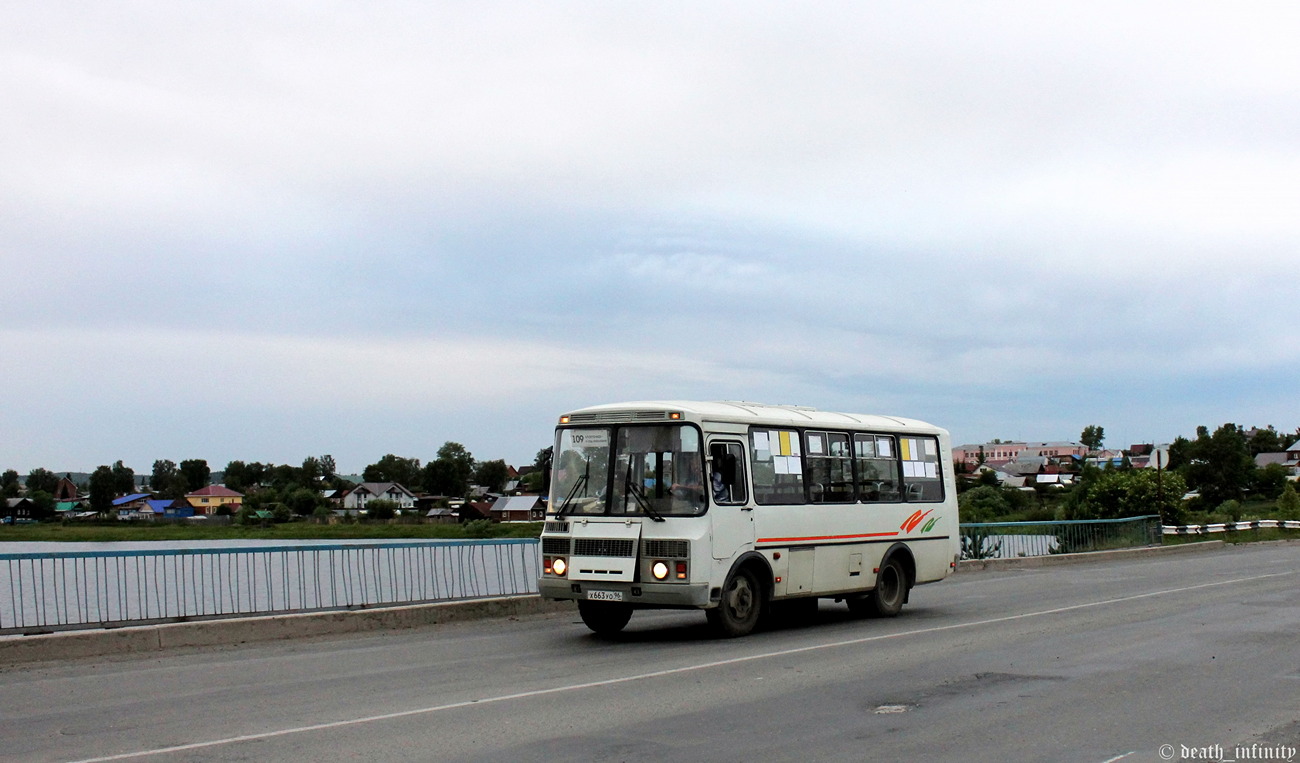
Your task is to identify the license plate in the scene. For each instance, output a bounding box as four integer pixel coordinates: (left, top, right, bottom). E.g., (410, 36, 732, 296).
(587, 589, 624, 602)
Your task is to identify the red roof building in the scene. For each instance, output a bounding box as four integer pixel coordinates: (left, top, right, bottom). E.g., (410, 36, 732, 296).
(185, 485, 244, 515)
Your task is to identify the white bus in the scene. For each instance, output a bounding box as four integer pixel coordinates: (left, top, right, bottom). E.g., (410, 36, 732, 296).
(538, 401, 961, 637)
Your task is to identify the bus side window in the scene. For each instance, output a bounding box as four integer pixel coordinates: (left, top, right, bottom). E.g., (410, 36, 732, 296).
(751, 428, 804, 505)
(709, 442, 747, 505)
(900, 435, 943, 502)
(806, 431, 853, 503)
(854, 434, 900, 503)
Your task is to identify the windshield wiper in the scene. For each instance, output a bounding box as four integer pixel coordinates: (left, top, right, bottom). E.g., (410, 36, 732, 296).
(554, 461, 591, 518)
(623, 463, 666, 522)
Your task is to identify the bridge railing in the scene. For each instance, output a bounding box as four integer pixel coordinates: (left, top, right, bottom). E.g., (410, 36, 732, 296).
(0, 539, 540, 635)
(959, 515, 1162, 560)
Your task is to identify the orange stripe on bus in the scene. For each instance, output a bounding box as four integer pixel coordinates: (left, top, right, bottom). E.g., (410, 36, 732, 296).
(757, 532, 900, 543)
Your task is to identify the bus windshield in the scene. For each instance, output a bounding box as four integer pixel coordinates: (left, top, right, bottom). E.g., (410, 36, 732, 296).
(552, 424, 706, 518)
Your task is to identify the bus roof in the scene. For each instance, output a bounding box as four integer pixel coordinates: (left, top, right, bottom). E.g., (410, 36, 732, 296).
(560, 400, 947, 436)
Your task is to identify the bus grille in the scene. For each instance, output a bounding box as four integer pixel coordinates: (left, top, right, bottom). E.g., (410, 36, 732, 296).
(541, 537, 571, 555)
(543, 521, 570, 534)
(643, 540, 689, 558)
(573, 538, 636, 557)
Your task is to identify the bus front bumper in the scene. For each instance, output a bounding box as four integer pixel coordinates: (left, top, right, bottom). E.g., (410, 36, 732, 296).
(538, 578, 713, 609)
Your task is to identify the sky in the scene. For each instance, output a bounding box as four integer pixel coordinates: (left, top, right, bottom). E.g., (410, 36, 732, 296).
(3, 2, 1298, 475)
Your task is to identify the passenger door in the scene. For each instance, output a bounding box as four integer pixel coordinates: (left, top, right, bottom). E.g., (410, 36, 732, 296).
(707, 439, 754, 561)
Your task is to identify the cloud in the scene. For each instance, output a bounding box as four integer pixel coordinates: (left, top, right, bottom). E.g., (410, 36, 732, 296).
(2, 2, 1298, 471)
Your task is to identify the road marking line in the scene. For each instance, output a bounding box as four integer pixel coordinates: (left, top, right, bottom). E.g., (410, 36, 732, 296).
(70, 571, 1293, 762)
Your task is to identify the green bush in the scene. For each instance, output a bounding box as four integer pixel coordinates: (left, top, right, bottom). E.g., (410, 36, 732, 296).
(366, 499, 398, 520)
(1066, 468, 1187, 524)
(958, 485, 1010, 523)
(463, 518, 495, 538)
(1278, 482, 1300, 520)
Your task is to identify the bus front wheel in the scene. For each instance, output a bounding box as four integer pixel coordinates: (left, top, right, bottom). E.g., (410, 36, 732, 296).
(578, 601, 633, 636)
(707, 566, 763, 637)
(849, 557, 907, 618)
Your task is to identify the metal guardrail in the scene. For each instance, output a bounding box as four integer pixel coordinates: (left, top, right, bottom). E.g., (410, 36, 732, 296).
(960, 515, 1162, 560)
(1163, 519, 1300, 535)
(0, 539, 540, 635)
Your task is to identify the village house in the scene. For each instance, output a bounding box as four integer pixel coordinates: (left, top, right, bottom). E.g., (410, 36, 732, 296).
(185, 485, 244, 515)
(340, 482, 417, 512)
(490, 494, 546, 522)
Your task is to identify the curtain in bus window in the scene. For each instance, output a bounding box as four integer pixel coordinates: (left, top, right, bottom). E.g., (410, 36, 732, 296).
(751, 428, 804, 505)
(900, 435, 943, 502)
(854, 434, 900, 502)
(805, 431, 853, 503)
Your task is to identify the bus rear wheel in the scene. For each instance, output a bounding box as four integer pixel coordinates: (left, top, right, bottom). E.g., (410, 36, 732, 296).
(578, 601, 633, 636)
(848, 557, 907, 618)
(707, 566, 763, 637)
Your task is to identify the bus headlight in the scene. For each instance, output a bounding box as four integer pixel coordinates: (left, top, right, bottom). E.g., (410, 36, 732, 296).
(551, 557, 567, 577)
(651, 560, 670, 580)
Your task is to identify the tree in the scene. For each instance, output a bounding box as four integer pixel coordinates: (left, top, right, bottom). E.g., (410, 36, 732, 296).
(474, 459, 510, 493)
(88, 465, 116, 515)
(179, 459, 211, 493)
(1066, 468, 1187, 525)
(1278, 482, 1300, 520)
(1, 469, 19, 498)
(111, 460, 136, 494)
(1252, 463, 1290, 500)
(363, 454, 421, 489)
(957, 485, 1011, 523)
(1180, 423, 1253, 507)
(26, 468, 59, 496)
(1247, 426, 1286, 456)
(244, 462, 267, 489)
(1080, 425, 1106, 452)
(1166, 436, 1193, 471)
(319, 454, 338, 484)
(265, 463, 300, 489)
(286, 486, 324, 516)
(424, 442, 475, 497)
(151, 459, 176, 488)
(150, 460, 189, 499)
(300, 456, 322, 487)
(223, 460, 251, 493)
(27, 490, 55, 520)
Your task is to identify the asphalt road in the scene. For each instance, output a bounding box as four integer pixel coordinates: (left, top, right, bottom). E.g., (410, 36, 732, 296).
(2, 543, 1298, 763)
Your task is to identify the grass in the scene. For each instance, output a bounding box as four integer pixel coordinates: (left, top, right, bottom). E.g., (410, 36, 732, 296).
(0, 520, 544, 543)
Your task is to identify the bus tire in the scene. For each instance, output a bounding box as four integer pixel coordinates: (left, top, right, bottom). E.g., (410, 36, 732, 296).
(707, 566, 763, 637)
(849, 557, 908, 618)
(578, 601, 633, 636)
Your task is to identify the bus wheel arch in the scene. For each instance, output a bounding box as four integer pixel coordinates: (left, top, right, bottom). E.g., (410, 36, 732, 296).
(707, 553, 771, 638)
(849, 543, 914, 618)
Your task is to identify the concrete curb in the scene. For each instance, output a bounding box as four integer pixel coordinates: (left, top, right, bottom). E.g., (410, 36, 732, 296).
(0, 595, 576, 668)
(957, 539, 1226, 572)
